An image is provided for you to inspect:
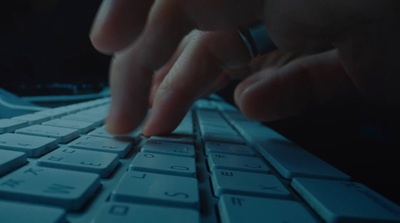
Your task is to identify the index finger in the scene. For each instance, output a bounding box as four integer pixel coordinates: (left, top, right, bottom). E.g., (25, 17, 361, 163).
(105, 0, 265, 134)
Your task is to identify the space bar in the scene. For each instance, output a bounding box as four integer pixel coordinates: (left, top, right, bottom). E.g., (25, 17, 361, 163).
(231, 120, 350, 180)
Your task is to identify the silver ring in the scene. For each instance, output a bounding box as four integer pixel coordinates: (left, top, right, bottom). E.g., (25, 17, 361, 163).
(239, 22, 277, 58)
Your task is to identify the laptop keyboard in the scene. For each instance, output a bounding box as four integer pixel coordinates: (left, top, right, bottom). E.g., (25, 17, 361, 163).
(0, 96, 400, 223)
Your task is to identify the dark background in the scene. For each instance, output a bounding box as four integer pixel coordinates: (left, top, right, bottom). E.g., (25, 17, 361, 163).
(0, 0, 110, 96)
(1, 0, 400, 205)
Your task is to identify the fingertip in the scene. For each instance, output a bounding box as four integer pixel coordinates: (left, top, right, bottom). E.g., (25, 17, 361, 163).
(140, 112, 180, 137)
(235, 71, 309, 122)
(105, 107, 132, 135)
(237, 81, 281, 121)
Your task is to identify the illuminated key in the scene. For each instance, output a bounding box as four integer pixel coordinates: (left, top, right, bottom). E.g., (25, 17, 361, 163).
(16, 124, 79, 143)
(130, 152, 196, 177)
(112, 172, 199, 208)
(0, 133, 57, 157)
(38, 148, 119, 177)
(0, 166, 100, 211)
(69, 136, 132, 157)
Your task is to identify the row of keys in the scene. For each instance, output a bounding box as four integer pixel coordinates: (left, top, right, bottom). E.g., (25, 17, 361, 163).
(0, 98, 110, 135)
(196, 109, 246, 144)
(211, 105, 400, 223)
(0, 131, 133, 158)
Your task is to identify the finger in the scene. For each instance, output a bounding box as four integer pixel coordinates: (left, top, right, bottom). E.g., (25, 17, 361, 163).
(106, 0, 264, 135)
(105, 2, 191, 135)
(90, 0, 154, 53)
(141, 30, 250, 136)
(234, 49, 361, 122)
(149, 32, 195, 107)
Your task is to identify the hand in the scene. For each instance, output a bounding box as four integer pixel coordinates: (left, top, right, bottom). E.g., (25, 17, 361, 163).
(90, 0, 400, 136)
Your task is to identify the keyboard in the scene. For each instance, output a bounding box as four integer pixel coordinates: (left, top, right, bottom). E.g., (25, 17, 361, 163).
(0, 96, 400, 223)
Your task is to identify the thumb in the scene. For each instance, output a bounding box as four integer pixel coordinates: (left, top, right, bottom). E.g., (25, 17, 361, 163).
(234, 49, 361, 122)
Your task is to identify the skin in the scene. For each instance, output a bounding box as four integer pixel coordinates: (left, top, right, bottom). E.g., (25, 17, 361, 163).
(89, 0, 400, 136)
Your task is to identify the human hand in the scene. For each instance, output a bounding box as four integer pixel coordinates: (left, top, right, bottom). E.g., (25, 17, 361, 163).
(90, 0, 400, 136)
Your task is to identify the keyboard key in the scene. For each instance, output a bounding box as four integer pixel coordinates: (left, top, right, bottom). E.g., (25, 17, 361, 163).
(202, 132, 246, 144)
(232, 121, 350, 180)
(38, 147, 119, 177)
(0, 150, 27, 176)
(205, 141, 255, 156)
(36, 108, 69, 118)
(292, 177, 400, 223)
(88, 127, 115, 138)
(0, 119, 28, 133)
(16, 124, 79, 143)
(218, 195, 318, 223)
(0, 166, 100, 211)
(42, 118, 96, 134)
(0, 133, 58, 157)
(0, 200, 67, 223)
(149, 134, 194, 144)
(93, 202, 200, 223)
(172, 113, 193, 135)
(68, 136, 132, 157)
(141, 139, 195, 157)
(207, 153, 270, 173)
(62, 113, 104, 127)
(130, 152, 196, 177)
(211, 170, 290, 198)
(112, 172, 199, 208)
(12, 113, 51, 125)
(88, 126, 141, 140)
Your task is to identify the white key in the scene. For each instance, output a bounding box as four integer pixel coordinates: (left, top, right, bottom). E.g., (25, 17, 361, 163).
(89, 126, 141, 139)
(292, 178, 400, 223)
(112, 172, 199, 208)
(203, 133, 246, 144)
(62, 113, 104, 126)
(211, 170, 290, 198)
(141, 139, 195, 157)
(12, 113, 51, 125)
(36, 108, 69, 118)
(0, 119, 28, 133)
(196, 109, 227, 126)
(149, 134, 194, 144)
(68, 136, 132, 157)
(172, 113, 193, 135)
(205, 141, 255, 156)
(232, 121, 350, 180)
(0, 150, 27, 176)
(16, 124, 79, 143)
(130, 152, 196, 177)
(0, 166, 100, 211)
(213, 101, 239, 112)
(42, 118, 96, 133)
(88, 127, 114, 138)
(195, 99, 215, 109)
(93, 202, 200, 223)
(0, 133, 58, 157)
(218, 195, 318, 223)
(78, 106, 109, 118)
(207, 153, 270, 173)
(38, 147, 119, 177)
(200, 125, 238, 135)
(0, 200, 67, 223)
